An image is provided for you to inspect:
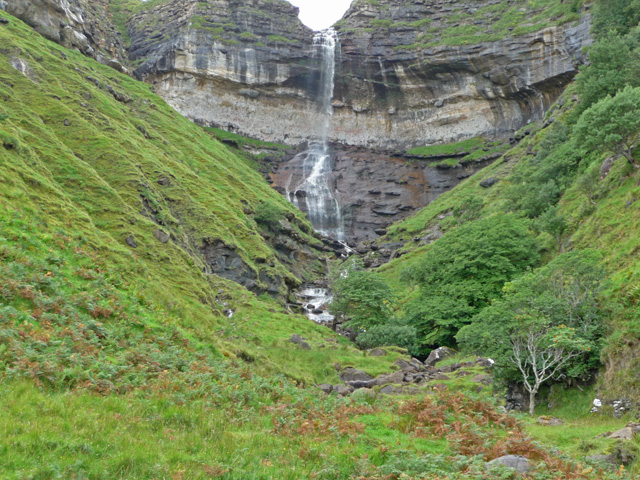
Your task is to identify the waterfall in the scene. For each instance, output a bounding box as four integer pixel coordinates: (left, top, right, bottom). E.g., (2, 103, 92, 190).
(289, 28, 345, 241)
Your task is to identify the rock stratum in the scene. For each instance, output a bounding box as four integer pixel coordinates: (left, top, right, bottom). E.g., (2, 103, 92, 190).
(124, 0, 591, 150)
(2, 0, 127, 68)
(1, 0, 592, 149)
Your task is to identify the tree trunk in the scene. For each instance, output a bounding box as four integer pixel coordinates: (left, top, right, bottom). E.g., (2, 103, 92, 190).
(529, 389, 537, 417)
(622, 149, 640, 168)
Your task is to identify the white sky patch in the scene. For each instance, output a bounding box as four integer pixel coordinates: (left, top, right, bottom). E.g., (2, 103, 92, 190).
(287, 0, 354, 31)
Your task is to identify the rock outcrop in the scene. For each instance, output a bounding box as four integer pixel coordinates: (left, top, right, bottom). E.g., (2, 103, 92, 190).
(332, 0, 592, 149)
(123, 0, 592, 150)
(270, 144, 494, 242)
(128, 0, 322, 143)
(2, 0, 127, 67)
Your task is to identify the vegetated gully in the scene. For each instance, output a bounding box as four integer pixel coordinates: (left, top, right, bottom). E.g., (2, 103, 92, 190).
(286, 29, 466, 328)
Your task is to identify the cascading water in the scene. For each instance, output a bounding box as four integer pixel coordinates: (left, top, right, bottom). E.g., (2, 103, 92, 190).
(288, 28, 345, 241)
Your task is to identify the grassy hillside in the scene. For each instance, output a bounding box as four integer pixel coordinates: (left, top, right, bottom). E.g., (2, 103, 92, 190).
(340, 0, 586, 50)
(0, 10, 408, 387)
(378, 85, 640, 400)
(1, 6, 638, 480)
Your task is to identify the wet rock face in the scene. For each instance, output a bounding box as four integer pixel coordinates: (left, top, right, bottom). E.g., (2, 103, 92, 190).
(201, 238, 283, 297)
(3, 0, 126, 66)
(270, 144, 492, 243)
(126, 0, 591, 150)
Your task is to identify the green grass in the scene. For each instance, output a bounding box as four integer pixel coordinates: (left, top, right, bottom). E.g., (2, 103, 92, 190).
(351, 0, 585, 51)
(406, 137, 485, 158)
(1, 7, 638, 480)
(0, 10, 399, 386)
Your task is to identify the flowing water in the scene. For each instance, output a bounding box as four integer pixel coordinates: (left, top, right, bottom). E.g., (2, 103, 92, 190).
(287, 28, 344, 241)
(298, 286, 334, 324)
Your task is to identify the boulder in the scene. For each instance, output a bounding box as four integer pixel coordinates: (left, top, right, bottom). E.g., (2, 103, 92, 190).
(608, 426, 639, 441)
(289, 334, 311, 350)
(380, 385, 419, 395)
(339, 367, 372, 383)
(375, 371, 405, 386)
(424, 346, 457, 367)
(394, 359, 418, 372)
(125, 235, 137, 248)
(537, 416, 564, 426)
(238, 88, 260, 98)
(487, 455, 530, 474)
(333, 384, 353, 397)
(346, 379, 378, 389)
(475, 357, 495, 368)
(480, 177, 498, 188)
(153, 229, 170, 243)
(318, 384, 333, 394)
(409, 358, 424, 369)
(369, 348, 387, 357)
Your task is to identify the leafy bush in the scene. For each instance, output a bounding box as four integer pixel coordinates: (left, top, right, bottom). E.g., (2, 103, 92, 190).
(593, 0, 640, 38)
(575, 85, 640, 167)
(402, 214, 538, 348)
(576, 31, 640, 112)
(253, 200, 287, 229)
(356, 322, 418, 354)
(329, 258, 394, 330)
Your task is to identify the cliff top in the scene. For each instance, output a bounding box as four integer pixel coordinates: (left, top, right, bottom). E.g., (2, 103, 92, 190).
(338, 0, 588, 50)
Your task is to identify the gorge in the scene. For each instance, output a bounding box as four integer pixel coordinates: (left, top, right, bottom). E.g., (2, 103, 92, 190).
(3, 0, 640, 477)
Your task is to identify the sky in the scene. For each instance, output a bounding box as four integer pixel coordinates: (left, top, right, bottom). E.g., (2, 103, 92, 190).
(287, 0, 354, 31)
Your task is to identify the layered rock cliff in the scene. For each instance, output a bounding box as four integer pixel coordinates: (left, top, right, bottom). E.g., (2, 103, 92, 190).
(2, 0, 127, 68)
(124, 0, 591, 150)
(333, 0, 592, 149)
(2, 0, 592, 150)
(270, 144, 496, 242)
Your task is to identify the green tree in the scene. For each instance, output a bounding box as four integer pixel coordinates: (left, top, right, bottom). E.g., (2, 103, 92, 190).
(575, 86, 640, 167)
(458, 250, 605, 413)
(356, 319, 419, 354)
(510, 319, 590, 416)
(593, 0, 640, 38)
(536, 205, 569, 252)
(403, 214, 538, 347)
(576, 32, 640, 112)
(329, 258, 394, 330)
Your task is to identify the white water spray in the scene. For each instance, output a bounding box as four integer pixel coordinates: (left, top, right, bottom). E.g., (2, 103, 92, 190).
(290, 28, 345, 241)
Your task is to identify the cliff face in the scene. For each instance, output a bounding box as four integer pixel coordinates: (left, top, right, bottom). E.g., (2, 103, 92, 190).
(1, 0, 127, 68)
(3, 0, 592, 150)
(270, 144, 494, 242)
(126, 0, 591, 150)
(333, 0, 592, 149)
(128, 0, 323, 143)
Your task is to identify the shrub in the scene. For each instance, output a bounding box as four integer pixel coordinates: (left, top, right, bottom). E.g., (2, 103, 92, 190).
(329, 258, 394, 330)
(356, 323, 418, 353)
(254, 200, 286, 229)
(402, 214, 538, 348)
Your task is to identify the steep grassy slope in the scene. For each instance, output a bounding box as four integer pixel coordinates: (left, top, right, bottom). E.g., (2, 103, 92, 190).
(378, 82, 640, 400)
(0, 10, 405, 384)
